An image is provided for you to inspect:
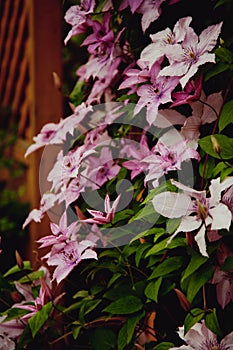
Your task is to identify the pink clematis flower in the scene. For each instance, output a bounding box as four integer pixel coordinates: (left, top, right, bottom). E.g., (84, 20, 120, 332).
(134, 63, 179, 125)
(222, 185, 233, 220)
(83, 147, 120, 189)
(170, 321, 233, 349)
(46, 240, 97, 284)
(159, 22, 223, 87)
(152, 177, 233, 256)
(136, 0, 166, 32)
(118, 0, 144, 14)
(16, 278, 53, 321)
(122, 135, 151, 179)
(81, 194, 121, 224)
(37, 212, 78, 249)
(64, 0, 95, 44)
(25, 103, 92, 157)
(144, 137, 199, 187)
(171, 74, 202, 107)
(211, 266, 233, 309)
(23, 192, 59, 228)
(181, 91, 223, 140)
(141, 16, 192, 68)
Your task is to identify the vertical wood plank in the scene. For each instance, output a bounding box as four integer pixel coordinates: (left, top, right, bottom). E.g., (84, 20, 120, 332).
(25, 0, 63, 264)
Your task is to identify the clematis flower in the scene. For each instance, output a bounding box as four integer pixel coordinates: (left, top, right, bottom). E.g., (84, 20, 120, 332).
(170, 74, 202, 107)
(122, 135, 151, 179)
(0, 335, 15, 350)
(37, 212, 78, 249)
(23, 192, 59, 228)
(118, 60, 150, 92)
(222, 185, 233, 219)
(170, 321, 233, 349)
(159, 22, 223, 88)
(46, 240, 97, 284)
(134, 63, 179, 125)
(140, 16, 192, 68)
(181, 91, 223, 140)
(144, 137, 199, 186)
(64, 0, 95, 44)
(152, 177, 233, 256)
(25, 103, 92, 157)
(118, 0, 144, 14)
(83, 147, 120, 189)
(211, 267, 233, 309)
(81, 194, 121, 224)
(16, 278, 53, 321)
(136, 0, 166, 32)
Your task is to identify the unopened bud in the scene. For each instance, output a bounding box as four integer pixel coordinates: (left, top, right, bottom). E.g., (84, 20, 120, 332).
(52, 72, 62, 91)
(174, 288, 191, 312)
(211, 135, 221, 154)
(15, 250, 24, 270)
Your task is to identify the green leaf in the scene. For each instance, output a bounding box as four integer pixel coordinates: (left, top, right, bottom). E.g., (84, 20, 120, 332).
(69, 80, 84, 105)
(130, 228, 164, 243)
(72, 324, 82, 340)
(184, 308, 205, 334)
(221, 256, 233, 271)
(215, 47, 233, 64)
(181, 252, 208, 284)
(17, 270, 44, 283)
(199, 157, 216, 180)
(149, 256, 185, 280)
(153, 342, 175, 350)
(107, 273, 122, 288)
(219, 99, 233, 131)
(205, 308, 223, 337)
(79, 299, 101, 320)
(205, 62, 230, 81)
(118, 312, 144, 350)
(146, 237, 186, 257)
(145, 278, 162, 303)
(184, 264, 214, 303)
(166, 218, 182, 234)
(103, 295, 143, 315)
(90, 328, 116, 350)
(2, 307, 30, 321)
(112, 209, 134, 224)
(212, 162, 228, 177)
(28, 301, 53, 338)
(129, 202, 159, 224)
(199, 134, 233, 159)
(220, 166, 233, 181)
(135, 242, 152, 267)
(3, 261, 31, 277)
(72, 290, 89, 299)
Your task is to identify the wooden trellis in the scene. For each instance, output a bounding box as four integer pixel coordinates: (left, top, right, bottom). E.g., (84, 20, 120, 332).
(0, 0, 63, 264)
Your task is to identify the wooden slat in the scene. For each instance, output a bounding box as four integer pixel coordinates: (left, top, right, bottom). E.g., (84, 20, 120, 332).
(11, 54, 29, 112)
(18, 84, 30, 137)
(0, 0, 12, 60)
(2, 7, 28, 107)
(0, 0, 22, 97)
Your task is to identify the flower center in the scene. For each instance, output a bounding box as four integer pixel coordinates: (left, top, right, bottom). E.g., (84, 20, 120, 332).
(199, 338, 229, 350)
(196, 199, 209, 220)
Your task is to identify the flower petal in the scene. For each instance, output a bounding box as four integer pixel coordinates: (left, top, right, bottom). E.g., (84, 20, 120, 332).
(152, 192, 192, 218)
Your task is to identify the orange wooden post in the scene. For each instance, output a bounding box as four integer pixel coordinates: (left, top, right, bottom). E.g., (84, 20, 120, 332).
(0, 0, 64, 265)
(25, 0, 63, 264)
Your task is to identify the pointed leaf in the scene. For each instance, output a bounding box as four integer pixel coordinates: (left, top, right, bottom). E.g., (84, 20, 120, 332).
(104, 295, 142, 314)
(184, 308, 205, 334)
(219, 99, 233, 131)
(28, 301, 53, 338)
(145, 278, 162, 303)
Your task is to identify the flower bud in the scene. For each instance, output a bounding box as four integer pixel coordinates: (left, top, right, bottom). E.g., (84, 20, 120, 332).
(211, 135, 221, 154)
(15, 250, 24, 270)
